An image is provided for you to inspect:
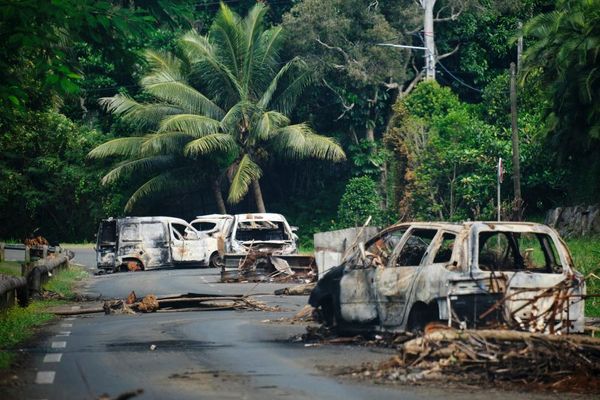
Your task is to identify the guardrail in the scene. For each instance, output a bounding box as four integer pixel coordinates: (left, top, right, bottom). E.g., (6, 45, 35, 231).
(0, 244, 73, 312)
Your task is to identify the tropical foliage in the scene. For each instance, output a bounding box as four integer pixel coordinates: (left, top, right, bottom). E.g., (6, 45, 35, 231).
(89, 3, 345, 212)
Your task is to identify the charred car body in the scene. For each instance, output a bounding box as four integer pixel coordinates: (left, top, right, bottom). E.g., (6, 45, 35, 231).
(309, 222, 585, 334)
(220, 213, 315, 281)
(96, 217, 211, 272)
(189, 214, 234, 268)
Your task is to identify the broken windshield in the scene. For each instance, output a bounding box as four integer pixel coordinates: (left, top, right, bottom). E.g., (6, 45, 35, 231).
(235, 220, 290, 242)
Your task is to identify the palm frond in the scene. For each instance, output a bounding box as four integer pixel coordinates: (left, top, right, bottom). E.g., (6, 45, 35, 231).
(265, 61, 313, 115)
(88, 137, 146, 159)
(220, 101, 259, 135)
(185, 133, 238, 156)
(241, 3, 268, 93)
(227, 154, 262, 204)
(141, 132, 195, 155)
(141, 78, 225, 120)
(99, 94, 182, 130)
(158, 114, 221, 137)
(273, 124, 346, 161)
(257, 57, 302, 109)
(180, 31, 243, 105)
(211, 3, 243, 76)
(252, 110, 290, 140)
(144, 50, 184, 81)
(101, 155, 176, 185)
(124, 167, 201, 212)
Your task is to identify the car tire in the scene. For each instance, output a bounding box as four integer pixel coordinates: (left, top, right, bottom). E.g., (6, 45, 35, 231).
(209, 252, 224, 269)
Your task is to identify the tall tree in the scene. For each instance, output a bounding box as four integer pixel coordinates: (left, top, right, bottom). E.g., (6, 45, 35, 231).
(89, 3, 345, 213)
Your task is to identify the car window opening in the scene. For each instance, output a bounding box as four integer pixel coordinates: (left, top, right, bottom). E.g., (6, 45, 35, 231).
(396, 229, 437, 267)
(235, 221, 290, 241)
(478, 231, 563, 273)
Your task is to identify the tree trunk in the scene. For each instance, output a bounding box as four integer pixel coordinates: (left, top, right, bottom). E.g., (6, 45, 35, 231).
(510, 63, 523, 220)
(423, 0, 437, 80)
(212, 179, 227, 214)
(252, 179, 266, 213)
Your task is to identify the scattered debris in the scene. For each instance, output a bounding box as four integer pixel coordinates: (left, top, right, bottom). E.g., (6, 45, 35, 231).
(341, 327, 600, 393)
(53, 293, 281, 316)
(137, 294, 159, 313)
(150, 344, 156, 351)
(274, 282, 316, 296)
(96, 389, 144, 400)
(221, 248, 316, 283)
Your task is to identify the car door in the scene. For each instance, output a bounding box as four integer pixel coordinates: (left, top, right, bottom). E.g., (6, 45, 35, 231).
(139, 221, 170, 268)
(373, 227, 438, 327)
(170, 222, 207, 263)
(338, 226, 408, 324)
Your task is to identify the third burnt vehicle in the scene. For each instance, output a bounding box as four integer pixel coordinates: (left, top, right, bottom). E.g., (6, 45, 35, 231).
(309, 221, 585, 334)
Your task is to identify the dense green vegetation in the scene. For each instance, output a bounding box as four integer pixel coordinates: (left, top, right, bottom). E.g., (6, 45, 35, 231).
(0, 265, 87, 369)
(566, 236, 600, 317)
(0, 0, 598, 248)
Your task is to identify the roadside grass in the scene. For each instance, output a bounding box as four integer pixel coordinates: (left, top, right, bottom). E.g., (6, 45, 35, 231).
(565, 236, 600, 318)
(44, 266, 88, 300)
(0, 265, 88, 369)
(0, 261, 21, 277)
(60, 242, 94, 249)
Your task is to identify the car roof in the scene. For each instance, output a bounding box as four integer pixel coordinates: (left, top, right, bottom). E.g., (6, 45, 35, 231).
(234, 213, 287, 222)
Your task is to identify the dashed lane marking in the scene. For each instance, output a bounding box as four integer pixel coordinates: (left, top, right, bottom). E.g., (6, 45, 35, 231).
(56, 331, 71, 337)
(51, 341, 67, 349)
(43, 353, 62, 363)
(35, 371, 56, 384)
(61, 323, 73, 328)
(64, 317, 76, 321)
(70, 306, 81, 310)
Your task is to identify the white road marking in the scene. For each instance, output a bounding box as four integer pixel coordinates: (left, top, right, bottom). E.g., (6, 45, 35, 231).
(64, 317, 76, 321)
(61, 323, 73, 328)
(51, 341, 67, 349)
(56, 331, 71, 337)
(70, 306, 81, 310)
(200, 275, 218, 289)
(35, 371, 56, 384)
(43, 353, 62, 363)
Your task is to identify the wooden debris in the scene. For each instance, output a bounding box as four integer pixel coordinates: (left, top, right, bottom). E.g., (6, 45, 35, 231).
(274, 282, 316, 296)
(347, 328, 600, 393)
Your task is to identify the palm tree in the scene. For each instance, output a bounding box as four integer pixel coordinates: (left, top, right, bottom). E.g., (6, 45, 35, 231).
(89, 3, 345, 213)
(520, 0, 600, 152)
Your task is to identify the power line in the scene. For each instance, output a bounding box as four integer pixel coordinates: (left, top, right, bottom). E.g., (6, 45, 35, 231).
(437, 60, 483, 93)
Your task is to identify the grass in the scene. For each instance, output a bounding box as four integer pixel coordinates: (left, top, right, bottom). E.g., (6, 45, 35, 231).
(59, 242, 94, 249)
(0, 261, 21, 277)
(565, 236, 600, 318)
(0, 265, 88, 369)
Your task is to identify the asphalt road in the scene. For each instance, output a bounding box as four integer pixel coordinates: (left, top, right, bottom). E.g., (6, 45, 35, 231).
(8, 249, 561, 400)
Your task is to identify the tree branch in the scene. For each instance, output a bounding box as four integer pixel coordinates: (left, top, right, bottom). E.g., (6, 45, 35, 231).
(437, 43, 460, 61)
(434, 5, 463, 22)
(315, 38, 350, 63)
(322, 79, 355, 121)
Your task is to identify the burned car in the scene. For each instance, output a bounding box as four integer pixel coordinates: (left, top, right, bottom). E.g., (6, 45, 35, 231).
(220, 213, 315, 281)
(309, 222, 585, 334)
(189, 214, 233, 268)
(96, 216, 211, 272)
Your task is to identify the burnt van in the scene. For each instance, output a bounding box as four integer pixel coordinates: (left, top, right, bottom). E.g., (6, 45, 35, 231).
(95, 216, 210, 272)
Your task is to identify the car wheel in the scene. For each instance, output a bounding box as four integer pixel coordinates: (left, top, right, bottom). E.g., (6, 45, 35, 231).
(209, 252, 224, 268)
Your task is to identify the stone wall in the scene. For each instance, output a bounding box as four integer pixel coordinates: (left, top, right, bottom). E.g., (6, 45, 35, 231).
(545, 205, 600, 237)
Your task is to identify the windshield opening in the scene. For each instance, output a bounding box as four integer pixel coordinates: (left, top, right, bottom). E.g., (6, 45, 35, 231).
(235, 220, 290, 242)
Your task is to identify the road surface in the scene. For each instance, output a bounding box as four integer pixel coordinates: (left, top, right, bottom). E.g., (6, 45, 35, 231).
(6, 249, 561, 400)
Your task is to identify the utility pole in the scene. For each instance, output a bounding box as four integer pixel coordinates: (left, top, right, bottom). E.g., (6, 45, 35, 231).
(420, 0, 437, 80)
(510, 62, 522, 220)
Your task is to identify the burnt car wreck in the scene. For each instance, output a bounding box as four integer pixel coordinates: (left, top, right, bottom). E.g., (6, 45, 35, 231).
(309, 222, 585, 334)
(220, 213, 316, 282)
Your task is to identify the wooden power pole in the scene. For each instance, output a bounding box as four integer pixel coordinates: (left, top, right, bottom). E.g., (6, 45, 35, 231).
(510, 62, 523, 220)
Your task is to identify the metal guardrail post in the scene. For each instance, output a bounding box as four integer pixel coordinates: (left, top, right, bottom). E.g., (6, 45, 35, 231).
(0, 242, 4, 262)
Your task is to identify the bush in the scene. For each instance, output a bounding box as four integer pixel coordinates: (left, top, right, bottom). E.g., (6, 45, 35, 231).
(335, 176, 382, 228)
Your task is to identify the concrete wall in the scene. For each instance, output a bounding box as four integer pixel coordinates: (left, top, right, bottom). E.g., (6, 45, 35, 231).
(314, 227, 379, 278)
